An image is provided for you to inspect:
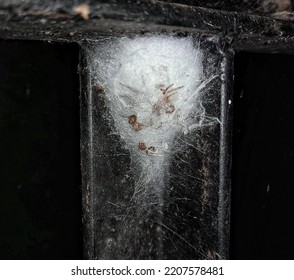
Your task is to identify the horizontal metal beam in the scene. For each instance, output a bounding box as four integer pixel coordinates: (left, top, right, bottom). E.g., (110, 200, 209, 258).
(0, 1, 294, 51)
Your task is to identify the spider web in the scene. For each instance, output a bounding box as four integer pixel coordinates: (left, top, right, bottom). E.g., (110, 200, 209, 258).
(86, 35, 221, 259)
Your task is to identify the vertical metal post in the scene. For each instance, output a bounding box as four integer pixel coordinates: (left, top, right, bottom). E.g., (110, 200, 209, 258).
(80, 34, 231, 259)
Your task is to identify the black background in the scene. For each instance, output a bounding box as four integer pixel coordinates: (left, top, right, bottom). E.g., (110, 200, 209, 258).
(231, 52, 294, 259)
(0, 41, 82, 259)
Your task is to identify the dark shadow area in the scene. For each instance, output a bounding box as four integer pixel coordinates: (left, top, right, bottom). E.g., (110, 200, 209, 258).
(231, 52, 294, 259)
(0, 40, 82, 259)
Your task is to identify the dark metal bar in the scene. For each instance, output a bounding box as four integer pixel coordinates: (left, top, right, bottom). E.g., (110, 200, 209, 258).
(79, 34, 230, 259)
(218, 47, 234, 259)
(79, 46, 95, 260)
(0, 0, 294, 52)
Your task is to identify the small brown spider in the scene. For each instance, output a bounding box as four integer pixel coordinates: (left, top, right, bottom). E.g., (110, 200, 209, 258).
(138, 141, 156, 154)
(138, 141, 147, 151)
(153, 84, 183, 115)
(128, 114, 143, 131)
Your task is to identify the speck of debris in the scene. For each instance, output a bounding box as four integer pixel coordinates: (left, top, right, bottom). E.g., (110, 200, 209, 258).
(96, 83, 104, 92)
(73, 3, 90, 20)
